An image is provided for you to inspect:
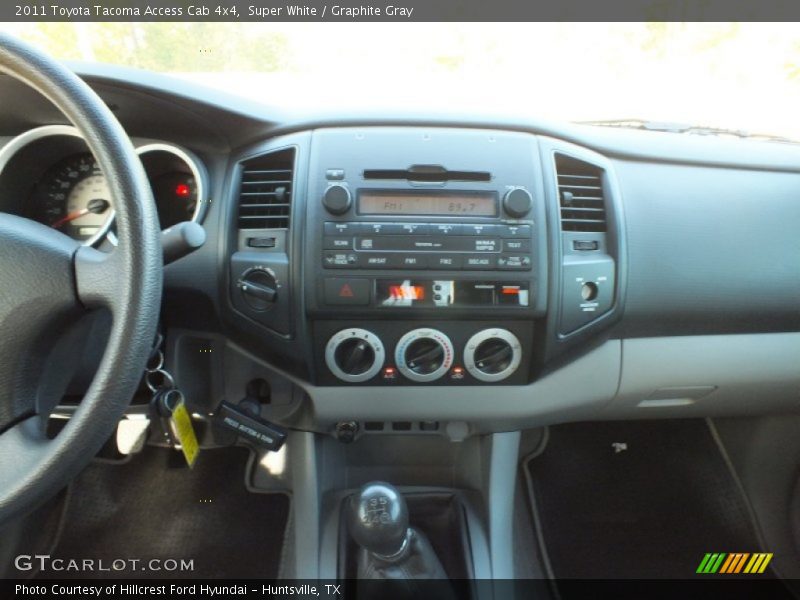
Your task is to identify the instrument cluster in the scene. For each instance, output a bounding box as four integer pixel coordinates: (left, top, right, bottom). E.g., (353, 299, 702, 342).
(0, 125, 207, 245)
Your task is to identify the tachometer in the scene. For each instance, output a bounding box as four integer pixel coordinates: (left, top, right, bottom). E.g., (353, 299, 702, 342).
(33, 153, 114, 244)
(149, 171, 198, 229)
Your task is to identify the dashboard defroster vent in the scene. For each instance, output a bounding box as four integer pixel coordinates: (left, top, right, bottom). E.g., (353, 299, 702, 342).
(237, 148, 295, 229)
(555, 154, 607, 232)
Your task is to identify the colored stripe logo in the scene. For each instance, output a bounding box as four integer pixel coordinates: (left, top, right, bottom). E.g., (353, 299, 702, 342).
(697, 552, 773, 574)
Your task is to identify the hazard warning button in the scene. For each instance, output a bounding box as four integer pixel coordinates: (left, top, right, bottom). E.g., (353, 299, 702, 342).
(323, 278, 370, 306)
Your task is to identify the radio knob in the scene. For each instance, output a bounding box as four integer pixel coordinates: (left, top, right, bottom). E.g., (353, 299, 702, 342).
(322, 184, 352, 215)
(503, 188, 532, 218)
(326, 328, 385, 383)
(464, 329, 522, 382)
(395, 329, 454, 383)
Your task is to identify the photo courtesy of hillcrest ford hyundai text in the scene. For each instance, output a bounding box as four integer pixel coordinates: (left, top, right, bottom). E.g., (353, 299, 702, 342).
(0, 5, 799, 600)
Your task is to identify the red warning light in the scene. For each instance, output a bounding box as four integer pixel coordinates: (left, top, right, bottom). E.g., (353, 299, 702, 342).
(175, 183, 191, 197)
(501, 286, 520, 295)
(339, 283, 354, 298)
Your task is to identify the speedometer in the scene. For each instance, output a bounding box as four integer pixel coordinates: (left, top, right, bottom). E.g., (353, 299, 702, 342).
(32, 153, 114, 244)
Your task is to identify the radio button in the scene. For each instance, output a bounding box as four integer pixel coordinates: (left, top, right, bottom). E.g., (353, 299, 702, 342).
(361, 222, 395, 235)
(392, 254, 428, 269)
(323, 251, 358, 268)
(356, 237, 378, 250)
(464, 256, 498, 270)
(463, 224, 503, 236)
(362, 254, 392, 269)
(399, 223, 429, 235)
(470, 238, 500, 253)
(430, 254, 463, 270)
(498, 255, 532, 270)
(503, 239, 531, 252)
(324, 236, 353, 250)
(324, 222, 358, 236)
(431, 224, 463, 236)
(500, 225, 532, 238)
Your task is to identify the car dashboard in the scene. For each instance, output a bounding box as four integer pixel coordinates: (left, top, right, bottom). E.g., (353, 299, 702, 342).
(1, 62, 799, 435)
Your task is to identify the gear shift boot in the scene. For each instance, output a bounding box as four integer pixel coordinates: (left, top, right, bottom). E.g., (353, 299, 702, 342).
(355, 526, 448, 579)
(345, 482, 466, 582)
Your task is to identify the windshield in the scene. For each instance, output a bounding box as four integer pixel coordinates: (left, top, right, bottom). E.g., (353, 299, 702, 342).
(2, 22, 799, 140)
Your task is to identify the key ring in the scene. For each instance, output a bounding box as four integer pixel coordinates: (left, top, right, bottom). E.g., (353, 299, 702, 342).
(160, 389, 184, 415)
(146, 368, 175, 393)
(146, 349, 164, 373)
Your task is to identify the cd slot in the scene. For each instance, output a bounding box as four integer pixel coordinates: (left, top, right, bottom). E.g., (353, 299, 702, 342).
(363, 166, 491, 182)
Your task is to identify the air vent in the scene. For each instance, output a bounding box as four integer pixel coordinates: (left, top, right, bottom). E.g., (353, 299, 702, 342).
(237, 148, 295, 229)
(555, 154, 607, 232)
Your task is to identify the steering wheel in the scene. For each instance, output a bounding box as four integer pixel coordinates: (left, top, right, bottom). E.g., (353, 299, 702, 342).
(0, 34, 162, 524)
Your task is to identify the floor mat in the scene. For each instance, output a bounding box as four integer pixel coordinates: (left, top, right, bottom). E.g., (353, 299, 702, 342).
(41, 446, 289, 579)
(525, 420, 767, 579)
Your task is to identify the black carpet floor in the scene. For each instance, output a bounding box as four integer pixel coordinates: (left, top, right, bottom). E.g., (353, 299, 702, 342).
(42, 446, 289, 579)
(526, 419, 768, 579)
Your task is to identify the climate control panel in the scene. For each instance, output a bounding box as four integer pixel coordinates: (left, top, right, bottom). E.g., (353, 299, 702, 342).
(325, 328, 385, 383)
(316, 321, 531, 385)
(395, 328, 455, 382)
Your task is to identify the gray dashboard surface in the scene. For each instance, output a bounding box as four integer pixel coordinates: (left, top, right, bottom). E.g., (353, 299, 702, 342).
(615, 159, 800, 336)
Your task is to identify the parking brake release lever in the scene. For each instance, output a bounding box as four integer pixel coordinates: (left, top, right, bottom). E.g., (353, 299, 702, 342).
(162, 221, 206, 265)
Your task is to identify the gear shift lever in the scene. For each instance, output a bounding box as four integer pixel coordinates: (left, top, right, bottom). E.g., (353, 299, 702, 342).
(348, 481, 410, 559)
(347, 481, 449, 580)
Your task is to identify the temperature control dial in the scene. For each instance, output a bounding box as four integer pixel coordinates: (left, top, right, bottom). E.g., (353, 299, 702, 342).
(326, 328, 385, 383)
(464, 328, 522, 382)
(395, 328, 454, 382)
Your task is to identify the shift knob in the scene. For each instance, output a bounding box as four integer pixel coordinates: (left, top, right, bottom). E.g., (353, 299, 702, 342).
(347, 481, 409, 558)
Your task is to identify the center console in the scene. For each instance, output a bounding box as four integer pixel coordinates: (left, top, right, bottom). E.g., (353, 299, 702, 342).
(227, 126, 621, 394)
(305, 128, 548, 386)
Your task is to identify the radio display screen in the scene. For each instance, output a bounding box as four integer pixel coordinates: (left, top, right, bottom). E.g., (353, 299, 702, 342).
(358, 190, 497, 217)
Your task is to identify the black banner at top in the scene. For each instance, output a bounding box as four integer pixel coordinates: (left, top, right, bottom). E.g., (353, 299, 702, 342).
(5, 0, 800, 22)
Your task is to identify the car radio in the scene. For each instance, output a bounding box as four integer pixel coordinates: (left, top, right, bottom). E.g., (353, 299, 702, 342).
(317, 183, 536, 308)
(304, 127, 546, 317)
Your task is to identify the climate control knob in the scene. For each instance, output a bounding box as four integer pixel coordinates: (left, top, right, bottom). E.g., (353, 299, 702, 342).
(395, 328, 454, 382)
(326, 328, 385, 383)
(463, 329, 522, 382)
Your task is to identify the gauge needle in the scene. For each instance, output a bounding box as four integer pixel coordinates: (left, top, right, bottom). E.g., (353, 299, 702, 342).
(51, 198, 110, 229)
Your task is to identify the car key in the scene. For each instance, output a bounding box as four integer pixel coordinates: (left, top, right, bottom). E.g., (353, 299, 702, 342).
(152, 387, 199, 468)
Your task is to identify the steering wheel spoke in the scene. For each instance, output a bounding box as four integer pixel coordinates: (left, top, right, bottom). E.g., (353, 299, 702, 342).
(0, 416, 49, 486)
(74, 245, 124, 311)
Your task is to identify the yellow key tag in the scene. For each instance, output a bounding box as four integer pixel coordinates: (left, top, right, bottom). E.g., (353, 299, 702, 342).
(168, 396, 199, 468)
